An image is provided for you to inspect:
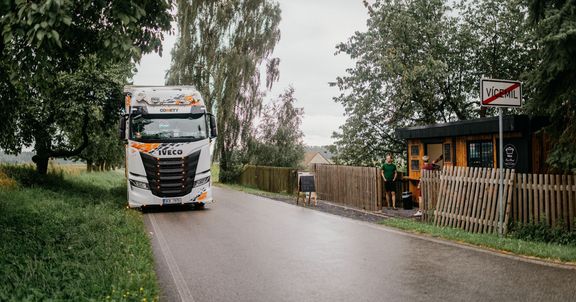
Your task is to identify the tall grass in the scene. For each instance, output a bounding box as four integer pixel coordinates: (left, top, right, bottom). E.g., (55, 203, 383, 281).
(0, 165, 158, 301)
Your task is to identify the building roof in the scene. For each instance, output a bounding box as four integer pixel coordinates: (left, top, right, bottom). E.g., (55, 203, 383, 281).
(303, 152, 331, 165)
(304, 146, 334, 160)
(396, 115, 548, 140)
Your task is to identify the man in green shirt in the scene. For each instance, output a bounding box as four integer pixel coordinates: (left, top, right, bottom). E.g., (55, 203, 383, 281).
(381, 154, 398, 210)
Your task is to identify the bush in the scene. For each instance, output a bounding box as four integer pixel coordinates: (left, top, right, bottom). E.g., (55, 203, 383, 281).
(0, 164, 65, 188)
(510, 222, 576, 246)
(0, 170, 17, 189)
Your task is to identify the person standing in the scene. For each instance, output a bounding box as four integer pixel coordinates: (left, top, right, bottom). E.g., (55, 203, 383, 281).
(381, 154, 398, 210)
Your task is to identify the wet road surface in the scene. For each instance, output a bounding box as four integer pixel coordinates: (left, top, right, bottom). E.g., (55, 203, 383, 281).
(144, 186, 576, 302)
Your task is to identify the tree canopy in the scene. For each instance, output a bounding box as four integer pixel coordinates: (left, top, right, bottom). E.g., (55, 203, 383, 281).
(527, 0, 576, 172)
(331, 0, 536, 166)
(251, 87, 305, 168)
(166, 0, 282, 182)
(0, 0, 173, 173)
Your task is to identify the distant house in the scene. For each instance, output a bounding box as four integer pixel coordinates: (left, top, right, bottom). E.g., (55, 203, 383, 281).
(303, 151, 332, 167)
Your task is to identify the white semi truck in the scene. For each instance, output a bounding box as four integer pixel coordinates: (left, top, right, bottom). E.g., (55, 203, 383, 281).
(119, 86, 217, 208)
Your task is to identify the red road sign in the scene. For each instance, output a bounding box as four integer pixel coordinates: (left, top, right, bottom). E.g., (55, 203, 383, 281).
(480, 79, 522, 107)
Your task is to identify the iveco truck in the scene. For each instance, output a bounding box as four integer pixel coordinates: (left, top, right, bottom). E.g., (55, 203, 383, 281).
(119, 86, 217, 208)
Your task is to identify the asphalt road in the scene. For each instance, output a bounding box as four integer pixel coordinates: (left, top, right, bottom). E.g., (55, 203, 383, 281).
(144, 186, 576, 302)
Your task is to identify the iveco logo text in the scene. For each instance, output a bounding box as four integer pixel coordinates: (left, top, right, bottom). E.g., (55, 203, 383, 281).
(160, 108, 179, 112)
(158, 149, 183, 155)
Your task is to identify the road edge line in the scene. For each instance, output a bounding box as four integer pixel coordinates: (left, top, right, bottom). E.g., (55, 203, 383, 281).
(149, 214, 197, 302)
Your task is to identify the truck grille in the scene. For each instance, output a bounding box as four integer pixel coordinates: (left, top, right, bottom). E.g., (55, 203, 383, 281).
(140, 150, 201, 197)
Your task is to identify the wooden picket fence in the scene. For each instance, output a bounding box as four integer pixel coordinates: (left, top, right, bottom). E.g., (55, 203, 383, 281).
(513, 174, 576, 230)
(238, 165, 297, 194)
(432, 167, 515, 234)
(421, 167, 576, 233)
(420, 170, 441, 221)
(313, 164, 382, 211)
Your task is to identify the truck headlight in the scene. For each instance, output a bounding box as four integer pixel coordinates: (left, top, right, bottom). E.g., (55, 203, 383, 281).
(193, 176, 210, 188)
(129, 179, 149, 190)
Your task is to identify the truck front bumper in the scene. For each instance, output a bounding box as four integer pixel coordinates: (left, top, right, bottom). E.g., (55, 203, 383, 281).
(128, 184, 214, 208)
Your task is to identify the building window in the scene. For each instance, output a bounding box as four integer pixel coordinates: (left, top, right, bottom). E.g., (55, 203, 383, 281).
(411, 159, 420, 171)
(410, 145, 419, 158)
(467, 141, 494, 168)
(444, 143, 452, 162)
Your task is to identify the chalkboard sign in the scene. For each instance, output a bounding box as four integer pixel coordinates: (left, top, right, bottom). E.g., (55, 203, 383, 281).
(299, 175, 316, 193)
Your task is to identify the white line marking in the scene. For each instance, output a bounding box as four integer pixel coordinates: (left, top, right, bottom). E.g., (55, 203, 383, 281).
(149, 214, 196, 302)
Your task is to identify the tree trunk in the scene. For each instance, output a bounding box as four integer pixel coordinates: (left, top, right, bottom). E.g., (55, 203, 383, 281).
(33, 156, 49, 175)
(32, 134, 52, 175)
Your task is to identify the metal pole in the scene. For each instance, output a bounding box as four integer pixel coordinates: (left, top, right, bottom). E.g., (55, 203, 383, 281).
(498, 108, 504, 236)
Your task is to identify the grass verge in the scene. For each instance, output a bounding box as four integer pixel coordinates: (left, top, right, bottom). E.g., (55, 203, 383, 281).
(0, 166, 158, 301)
(380, 218, 576, 264)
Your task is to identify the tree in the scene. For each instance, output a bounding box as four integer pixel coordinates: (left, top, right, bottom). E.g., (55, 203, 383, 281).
(332, 0, 472, 166)
(331, 0, 535, 166)
(55, 59, 131, 172)
(527, 0, 576, 172)
(166, 0, 282, 182)
(0, 0, 172, 174)
(459, 0, 537, 117)
(252, 87, 305, 168)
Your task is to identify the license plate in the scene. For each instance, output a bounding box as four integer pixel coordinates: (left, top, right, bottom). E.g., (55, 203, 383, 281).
(162, 198, 182, 205)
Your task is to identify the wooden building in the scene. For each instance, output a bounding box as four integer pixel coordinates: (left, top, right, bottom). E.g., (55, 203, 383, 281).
(396, 115, 549, 196)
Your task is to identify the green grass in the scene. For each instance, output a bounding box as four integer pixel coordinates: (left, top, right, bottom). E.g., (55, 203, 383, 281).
(211, 163, 220, 183)
(380, 218, 576, 264)
(0, 166, 158, 301)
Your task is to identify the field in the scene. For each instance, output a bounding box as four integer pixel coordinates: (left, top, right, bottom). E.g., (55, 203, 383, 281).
(0, 164, 158, 301)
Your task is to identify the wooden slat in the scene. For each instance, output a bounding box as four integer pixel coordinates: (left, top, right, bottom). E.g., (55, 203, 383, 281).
(562, 174, 569, 228)
(503, 169, 515, 234)
(543, 174, 552, 225)
(555, 174, 561, 227)
(538, 174, 544, 223)
(468, 168, 485, 232)
(462, 167, 477, 231)
(522, 174, 528, 224)
(569, 176, 575, 231)
(485, 168, 498, 233)
(435, 166, 451, 226)
(441, 166, 457, 227)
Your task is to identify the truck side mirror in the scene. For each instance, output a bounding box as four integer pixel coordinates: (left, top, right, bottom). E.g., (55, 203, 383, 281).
(209, 113, 218, 138)
(118, 116, 127, 141)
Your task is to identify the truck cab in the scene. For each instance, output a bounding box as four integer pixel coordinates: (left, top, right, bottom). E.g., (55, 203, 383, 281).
(119, 86, 217, 208)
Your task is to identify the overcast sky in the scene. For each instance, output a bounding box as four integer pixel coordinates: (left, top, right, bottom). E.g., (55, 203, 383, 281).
(132, 0, 369, 146)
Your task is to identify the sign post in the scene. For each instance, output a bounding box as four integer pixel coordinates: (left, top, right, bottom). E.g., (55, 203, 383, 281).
(480, 78, 522, 236)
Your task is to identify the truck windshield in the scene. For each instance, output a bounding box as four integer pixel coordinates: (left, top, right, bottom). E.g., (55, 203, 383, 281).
(131, 114, 208, 142)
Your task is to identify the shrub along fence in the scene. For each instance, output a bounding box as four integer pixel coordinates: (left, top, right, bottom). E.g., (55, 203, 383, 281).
(420, 167, 576, 233)
(238, 165, 297, 194)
